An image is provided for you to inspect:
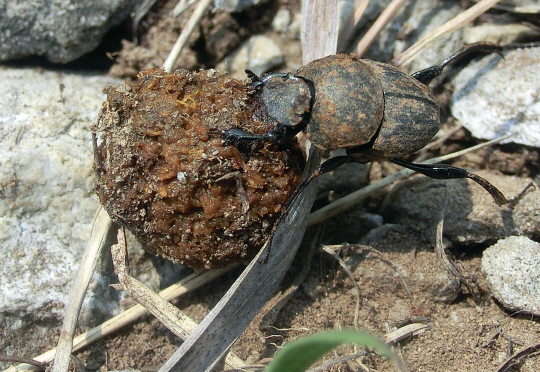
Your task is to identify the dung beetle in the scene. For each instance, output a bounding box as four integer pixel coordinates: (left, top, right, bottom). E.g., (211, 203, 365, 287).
(224, 42, 515, 206)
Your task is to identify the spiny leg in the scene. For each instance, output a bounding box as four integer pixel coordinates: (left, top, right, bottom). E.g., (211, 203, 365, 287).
(411, 42, 504, 85)
(392, 158, 507, 206)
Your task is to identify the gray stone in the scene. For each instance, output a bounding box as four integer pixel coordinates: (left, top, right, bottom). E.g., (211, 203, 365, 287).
(394, 0, 463, 73)
(482, 236, 540, 315)
(0, 0, 143, 63)
(381, 173, 540, 244)
(0, 67, 123, 324)
(452, 48, 540, 148)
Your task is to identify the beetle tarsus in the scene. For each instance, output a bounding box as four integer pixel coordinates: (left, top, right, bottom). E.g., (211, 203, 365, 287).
(245, 69, 260, 83)
(392, 158, 507, 206)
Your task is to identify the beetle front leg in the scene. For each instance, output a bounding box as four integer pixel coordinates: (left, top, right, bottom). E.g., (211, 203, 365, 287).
(392, 158, 507, 206)
(223, 128, 271, 145)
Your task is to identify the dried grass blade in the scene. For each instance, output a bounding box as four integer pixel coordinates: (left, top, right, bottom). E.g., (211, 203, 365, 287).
(163, 0, 212, 72)
(111, 229, 247, 369)
(51, 207, 112, 372)
(337, 0, 370, 51)
(354, 0, 409, 57)
(301, 0, 339, 62)
(6, 262, 236, 371)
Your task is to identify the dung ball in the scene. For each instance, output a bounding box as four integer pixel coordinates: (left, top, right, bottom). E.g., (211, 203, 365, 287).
(92, 68, 304, 269)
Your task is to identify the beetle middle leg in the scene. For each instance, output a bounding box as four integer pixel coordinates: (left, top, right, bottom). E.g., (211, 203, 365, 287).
(392, 158, 507, 206)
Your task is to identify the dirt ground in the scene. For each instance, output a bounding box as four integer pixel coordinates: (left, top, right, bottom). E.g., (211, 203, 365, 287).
(13, 0, 540, 371)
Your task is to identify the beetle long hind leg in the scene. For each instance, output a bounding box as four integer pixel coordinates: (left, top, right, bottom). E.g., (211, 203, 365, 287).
(392, 158, 507, 206)
(411, 42, 504, 85)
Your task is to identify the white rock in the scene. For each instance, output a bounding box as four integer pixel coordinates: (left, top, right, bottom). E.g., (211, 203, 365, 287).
(0, 67, 122, 323)
(272, 9, 291, 35)
(214, 0, 268, 13)
(463, 23, 540, 45)
(224, 35, 284, 79)
(482, 236, 540, 316)
(452, 47, 540, 148)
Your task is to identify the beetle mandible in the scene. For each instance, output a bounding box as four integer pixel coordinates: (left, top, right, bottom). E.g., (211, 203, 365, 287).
(224, 42, 515, 206)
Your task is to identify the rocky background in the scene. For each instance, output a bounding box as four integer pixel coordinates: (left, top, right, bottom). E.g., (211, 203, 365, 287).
(1, 0, 539, 371)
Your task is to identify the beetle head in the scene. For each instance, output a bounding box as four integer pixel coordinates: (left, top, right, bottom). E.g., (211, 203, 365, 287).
(259, 73, 314, 129)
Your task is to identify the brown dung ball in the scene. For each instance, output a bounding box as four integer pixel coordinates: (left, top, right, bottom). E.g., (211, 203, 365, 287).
(92, 68, 304, 269)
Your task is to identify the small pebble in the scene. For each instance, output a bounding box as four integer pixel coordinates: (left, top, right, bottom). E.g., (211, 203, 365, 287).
(482, 236, 540, 316)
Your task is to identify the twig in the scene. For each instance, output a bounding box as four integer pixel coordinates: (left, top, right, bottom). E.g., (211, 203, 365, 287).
(495, 343, 540, 372)
(384, 323, 430, 344)
(354, 0, 409, 57)
(132, 0, 159, 43)
(163, 0, 213, 72)
(0, 357, 46, 370)
(112, 229, 197, 339)
(393, 0, 502, 67)
(322, 245, 362, 327)
(173, 0, 198, 17)
(432, 184, 478, 300)
(327, 244, 412, 299)
(52, 207, 112, 372)
(307, 135, 512, 226)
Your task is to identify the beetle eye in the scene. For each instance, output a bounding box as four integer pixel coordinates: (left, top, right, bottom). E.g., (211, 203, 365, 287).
(261, 76, 313, 128)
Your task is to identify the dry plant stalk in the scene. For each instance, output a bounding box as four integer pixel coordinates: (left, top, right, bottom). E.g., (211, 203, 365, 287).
(163, 0, 213, 72)
(51, 207, 112, 372)
(393, 0, 502, 67)
(354, 0, 409, 57)
(433, 185, 479, 301)
(337, 0, 369, 51)
(322, 245, 362, 327)
(384, 323, 430, 344)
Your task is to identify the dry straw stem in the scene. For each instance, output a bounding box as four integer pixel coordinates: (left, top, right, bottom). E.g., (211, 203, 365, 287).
(353, 0, 409, 57)
(393, 0, 501, 67)
(307, 135, 512, 227)
(163, 0, 213, 72)
(384, 323, 430, 344)
(110, 229, 203, 340)
(337, 0, 369, 51)
(132, 0, 159, 41)
(496, 342, 540, 372)
(51, 207, 112, 372)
